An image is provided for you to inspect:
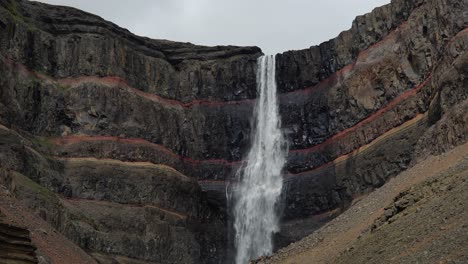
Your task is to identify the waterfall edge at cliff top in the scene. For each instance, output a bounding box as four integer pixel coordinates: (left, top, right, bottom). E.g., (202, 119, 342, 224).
(231, 55, 288, 264)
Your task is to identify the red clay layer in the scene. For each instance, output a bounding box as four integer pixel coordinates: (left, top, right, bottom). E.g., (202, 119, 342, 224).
(199, 113, 425, 183)
(45, 31, 455, 171)
(54, 19, 407, 108)
(7, 26, 465, 177)
(284, 20, 409, 99)
(49, 69, 434, 168)
(52, 109, 425, 187)
(58, 76, 255, 108)
(291, 73, 432, 154)
(40, 26, 467, 111)
(47, 62, 436, 187)
(287, 27, 468, 156)
(1, 7, 419, 110)
(51, 135, 241, 166)
(285, 24, 468, 176)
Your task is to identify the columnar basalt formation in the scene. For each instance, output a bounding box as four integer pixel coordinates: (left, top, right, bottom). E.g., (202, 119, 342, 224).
(0, 0, 467, 262)
(277, 0, 468, 218)
(0, 218, 37, 264)
(0, 0, 260, 262)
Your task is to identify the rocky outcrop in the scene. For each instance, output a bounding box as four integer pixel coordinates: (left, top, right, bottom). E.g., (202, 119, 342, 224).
(0, 0, 261, 161)
(335, 158, 468, 264)
(0, 0, 259, 261)
(0, 124, 226, 263)
(0, 169, 99, 264)
(0, 0, 467, 262)
(0, 217, 37, 264)
(0, 0, 261, 102)
(276, 0, 468, 219)
(277, 0, 466, 150)
(257, 142, 468, 264)
(279, 0, 410, 90)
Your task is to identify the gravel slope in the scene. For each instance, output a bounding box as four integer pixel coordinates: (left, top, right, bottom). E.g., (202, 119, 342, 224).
(258, 142, 468, 264)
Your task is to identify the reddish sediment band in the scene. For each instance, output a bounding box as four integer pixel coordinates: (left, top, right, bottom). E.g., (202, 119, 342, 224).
(52, 111, 426, 183)
(49, 71, 431, 168)
(197, 113, 426, 184)
(51, 135, 241, 166)
(3, 23, 465, 112)
(53, 19, 410, 107)
(290, 73, 432, 154)
(63, 197, 187, 219)
(53, 27, 467, 109)
(0, 10, 425, 110)
(57, 75, 255, 108)
(16, 27, 467, 177)
(1, 56, 254, 108)
(287, 112, 426, 177)
(282, 21, 409, 99)
(287, 27, 467, 155)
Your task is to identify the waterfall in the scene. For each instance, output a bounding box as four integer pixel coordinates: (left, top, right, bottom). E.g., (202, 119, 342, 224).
(231, 55, 287, 264)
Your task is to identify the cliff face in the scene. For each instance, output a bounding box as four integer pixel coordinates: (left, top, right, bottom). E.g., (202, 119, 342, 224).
(0, 0, 467, 263)
(0, 0, 261, 263)
(277, 0, 468, 219)
(0, 217, 37, 263)
(0, 0, 262, 162)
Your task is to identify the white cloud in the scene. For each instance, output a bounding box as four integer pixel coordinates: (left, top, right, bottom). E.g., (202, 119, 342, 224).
(35, 0, 391, 54)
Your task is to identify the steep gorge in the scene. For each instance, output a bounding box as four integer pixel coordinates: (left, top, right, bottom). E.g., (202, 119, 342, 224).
(0, 0, 467, 263)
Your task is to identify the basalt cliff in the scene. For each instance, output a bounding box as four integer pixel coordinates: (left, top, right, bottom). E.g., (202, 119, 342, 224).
(0, 0, 467, 263)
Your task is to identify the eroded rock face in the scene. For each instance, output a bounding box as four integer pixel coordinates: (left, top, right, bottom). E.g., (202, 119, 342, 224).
(0, 0, 261, 103)
(0, 125, 226, 263)
(272, 0, 468, 221)
(0, 0, 467, 262)
(277, 0, 466, 150)
(0, 217, 37, 264)
(0, 0, 257, 262)
(0, 0, 260, 161)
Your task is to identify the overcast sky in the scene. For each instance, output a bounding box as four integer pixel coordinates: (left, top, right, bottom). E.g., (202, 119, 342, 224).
(36, 0, 391, 54)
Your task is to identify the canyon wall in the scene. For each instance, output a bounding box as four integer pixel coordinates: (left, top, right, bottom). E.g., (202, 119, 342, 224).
(0, 0, 467, 263)
(0, 216, 37, 263)
(0, 0, 260, 262)
(276, 0, 468, 219)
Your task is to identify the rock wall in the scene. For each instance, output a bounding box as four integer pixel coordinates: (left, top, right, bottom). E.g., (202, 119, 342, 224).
(0, 0, 259, 262)
(277, 0, 467, 219)
(0, 0, 467, 262)
(0, 0, 261, 161)
(0, 123, 227, 263)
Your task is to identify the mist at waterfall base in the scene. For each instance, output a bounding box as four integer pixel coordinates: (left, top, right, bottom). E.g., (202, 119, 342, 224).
(229, 55, 288, 264)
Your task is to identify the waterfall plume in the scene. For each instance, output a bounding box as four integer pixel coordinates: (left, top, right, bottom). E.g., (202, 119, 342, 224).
(231, 55, 287, 264)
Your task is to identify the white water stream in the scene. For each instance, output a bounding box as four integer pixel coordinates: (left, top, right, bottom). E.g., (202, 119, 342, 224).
(232, 55, 287, 264)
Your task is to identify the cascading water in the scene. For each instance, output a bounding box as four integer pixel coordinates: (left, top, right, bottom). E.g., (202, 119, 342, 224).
(231, 55, 287, 264)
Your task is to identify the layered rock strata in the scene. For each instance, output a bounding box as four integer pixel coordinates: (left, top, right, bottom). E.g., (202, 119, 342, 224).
(0, 0, 259, 262)
(0, 0, 467, 262)
(0, 124, 226, 263)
